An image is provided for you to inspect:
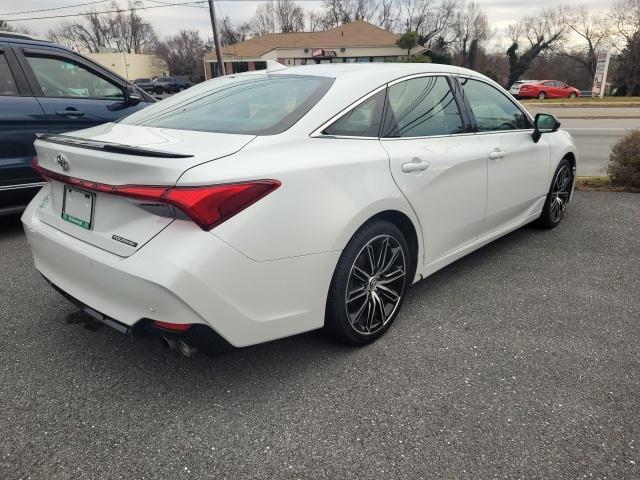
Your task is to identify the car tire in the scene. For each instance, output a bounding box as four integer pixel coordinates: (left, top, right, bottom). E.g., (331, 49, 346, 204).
(569, 92, 577, 99)
(325, 220, 411, 345)
(536, 158, 574, 229)
(538, 92, 547, 99)
(154, 86, 163, 95)
(178, 86, 185, 92)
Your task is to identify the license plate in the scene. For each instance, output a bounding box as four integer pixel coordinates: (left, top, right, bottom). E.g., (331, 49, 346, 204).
(62, 186, 95, 230)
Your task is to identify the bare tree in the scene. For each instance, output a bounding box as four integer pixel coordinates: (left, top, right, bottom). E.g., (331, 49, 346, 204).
(400, 0, 458, 47)
(307, 10, 325, 31)
(558, 6, 612, 77)
(322, 0, 351, 28)
(377, 0, 400, 31)
(451, 1, 489, 68)
(609, 0, 640, 45)
(251, 1, 277, 36)
(506, 8, 566, 87)
(47, 1, 156, 53)
(236, 22, 253, 41)
(275, 0, 305, 33)
(219, 15, 239, 46)
(0, 19, 31, 34)
(155, 29, 206, 81)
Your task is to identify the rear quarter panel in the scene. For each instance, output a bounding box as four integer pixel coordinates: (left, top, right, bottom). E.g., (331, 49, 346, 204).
(177, 135, 423, 262)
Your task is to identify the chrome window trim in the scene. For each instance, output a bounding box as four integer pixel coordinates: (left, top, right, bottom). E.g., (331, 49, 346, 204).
(0, 181, 46, 191)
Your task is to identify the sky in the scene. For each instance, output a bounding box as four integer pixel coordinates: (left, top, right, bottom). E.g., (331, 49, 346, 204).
(1, 0, 607, 43)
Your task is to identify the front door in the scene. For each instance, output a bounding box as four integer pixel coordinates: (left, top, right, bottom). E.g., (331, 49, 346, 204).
(380, 75, 488, 265)
(456, 76, 550, 236)
(17, 47, 147, 133)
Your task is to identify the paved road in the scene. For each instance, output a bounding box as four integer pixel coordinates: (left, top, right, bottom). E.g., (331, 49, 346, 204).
(561, 118, 638, 176)
(1, 192, 639, 479)
(525, 106, 639, 176)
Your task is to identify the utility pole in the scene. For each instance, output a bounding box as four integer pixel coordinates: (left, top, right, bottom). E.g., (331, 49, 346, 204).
(208, 0, 226, 77)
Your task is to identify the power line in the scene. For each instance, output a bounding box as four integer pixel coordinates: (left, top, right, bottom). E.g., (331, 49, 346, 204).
(1, 1, 208, 22)
(1, 0, 111, 16)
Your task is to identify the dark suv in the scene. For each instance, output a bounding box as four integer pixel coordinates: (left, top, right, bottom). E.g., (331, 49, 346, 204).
(154, 76, 193, 93)
(133, 77, 160, 94)
(0, 32, 155, 214)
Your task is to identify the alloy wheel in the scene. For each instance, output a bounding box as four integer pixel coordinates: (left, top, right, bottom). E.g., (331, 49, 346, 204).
(550, 165, 573, 223)
(345, 235, 406, 335)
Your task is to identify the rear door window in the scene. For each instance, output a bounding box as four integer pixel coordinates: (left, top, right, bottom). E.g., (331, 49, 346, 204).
(382, 76, 464, 138)
(0, 53, 19, 96)
(123, 74, 334, 135)
(25, 54, 123, 99)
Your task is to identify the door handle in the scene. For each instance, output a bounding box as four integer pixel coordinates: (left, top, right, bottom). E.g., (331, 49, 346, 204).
(55, 109, 85, 117)
(488, 149, 506, 161)
(402, 158, 431, 173)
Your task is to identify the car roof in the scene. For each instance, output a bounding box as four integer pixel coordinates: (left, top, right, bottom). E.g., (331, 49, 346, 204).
(239, 63, 488, 87)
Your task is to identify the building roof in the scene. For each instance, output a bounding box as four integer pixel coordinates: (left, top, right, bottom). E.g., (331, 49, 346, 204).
(207, 20, 401, 59)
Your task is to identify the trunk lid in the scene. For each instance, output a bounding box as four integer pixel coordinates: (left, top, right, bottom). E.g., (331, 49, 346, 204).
(34, 123, 255, 257)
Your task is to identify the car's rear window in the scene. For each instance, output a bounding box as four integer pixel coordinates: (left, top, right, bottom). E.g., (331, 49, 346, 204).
(121, 74, 334, 135)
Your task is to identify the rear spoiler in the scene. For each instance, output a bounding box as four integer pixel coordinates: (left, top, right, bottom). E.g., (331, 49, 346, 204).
(35, 133, 193, 158)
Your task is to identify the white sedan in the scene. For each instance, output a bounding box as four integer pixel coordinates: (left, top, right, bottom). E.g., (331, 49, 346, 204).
(22, 63, 577, 352)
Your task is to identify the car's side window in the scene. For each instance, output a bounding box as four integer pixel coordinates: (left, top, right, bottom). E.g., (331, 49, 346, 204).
(0, 53, 19, 96)
(324, 89, 385, 137)
(382, 76, 464, 138)
(25, 54, 123, 100)
(459, 77, 531, 132)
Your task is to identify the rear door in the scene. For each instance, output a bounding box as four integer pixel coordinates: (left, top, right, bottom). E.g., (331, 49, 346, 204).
(456, 76, 550, 236)
(380, 75, 488, 265)
(0, 43, 48, 197)
(14, 46, 148, 133)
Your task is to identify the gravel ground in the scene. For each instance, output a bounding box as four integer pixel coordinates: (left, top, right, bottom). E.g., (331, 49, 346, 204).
(1, 191, 639, 479)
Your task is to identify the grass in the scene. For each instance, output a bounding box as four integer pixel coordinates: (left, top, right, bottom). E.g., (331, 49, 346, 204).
(575, 176, 640, 193)
(522, 96, 640, 107)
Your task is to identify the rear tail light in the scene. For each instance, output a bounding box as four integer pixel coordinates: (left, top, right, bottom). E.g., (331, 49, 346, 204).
(32, 156, 280, 230)
(153, 321, 192, 331)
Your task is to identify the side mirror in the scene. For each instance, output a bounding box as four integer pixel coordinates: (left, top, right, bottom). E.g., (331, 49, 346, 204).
(532, 113, 561, 143)
(124, 85, 142, 106)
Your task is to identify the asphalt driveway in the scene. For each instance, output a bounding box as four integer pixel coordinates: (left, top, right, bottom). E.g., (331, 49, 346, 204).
(1, 191, 639, 479)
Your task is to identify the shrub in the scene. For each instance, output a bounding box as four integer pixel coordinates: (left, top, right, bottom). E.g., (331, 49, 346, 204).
(607, 129, 640, 189)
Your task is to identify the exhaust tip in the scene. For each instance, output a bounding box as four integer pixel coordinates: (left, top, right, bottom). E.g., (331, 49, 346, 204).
(160, 335, 177, 350)
(177, 339, 197, 357)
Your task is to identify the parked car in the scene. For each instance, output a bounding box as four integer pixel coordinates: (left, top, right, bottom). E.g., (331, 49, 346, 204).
(153, 76, 193, 93)
(518, 80, 581, 99)
(132, 77, 158, 94)
(23, 63, 577, 353)
(509, 79, 538, 98)
(0, 31, 155, 215)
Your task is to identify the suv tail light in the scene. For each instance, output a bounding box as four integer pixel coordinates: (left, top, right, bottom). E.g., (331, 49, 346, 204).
(32, 156, 280, 230)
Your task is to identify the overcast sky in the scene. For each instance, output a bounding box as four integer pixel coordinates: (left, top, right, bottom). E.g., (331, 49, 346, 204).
(1, 0, 607, 42)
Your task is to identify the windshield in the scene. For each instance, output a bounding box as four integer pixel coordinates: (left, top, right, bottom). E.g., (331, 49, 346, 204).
(121, 74, 334, 135)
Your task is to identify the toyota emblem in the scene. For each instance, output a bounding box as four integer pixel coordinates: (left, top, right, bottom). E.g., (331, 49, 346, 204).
(55, 154, 69, 171)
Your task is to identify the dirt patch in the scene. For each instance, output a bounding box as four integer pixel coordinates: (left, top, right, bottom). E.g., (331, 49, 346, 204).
(575, 176, 640, 193)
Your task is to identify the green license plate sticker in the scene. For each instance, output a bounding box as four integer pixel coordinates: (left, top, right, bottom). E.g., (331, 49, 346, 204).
(62, 186, 95, 230)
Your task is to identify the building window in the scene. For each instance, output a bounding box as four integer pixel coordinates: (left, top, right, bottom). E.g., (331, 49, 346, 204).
(232, 62, 249, 73)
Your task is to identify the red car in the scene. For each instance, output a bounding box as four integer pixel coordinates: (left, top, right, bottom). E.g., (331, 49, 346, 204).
(518, 80, 580, 99)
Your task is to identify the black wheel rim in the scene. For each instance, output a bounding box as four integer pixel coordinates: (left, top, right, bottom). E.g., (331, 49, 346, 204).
(550, 165, 573, 223)
(345, 235, 406, 335)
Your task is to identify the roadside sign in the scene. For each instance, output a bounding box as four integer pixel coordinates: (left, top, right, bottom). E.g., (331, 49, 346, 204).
(591, 48, 611, 98)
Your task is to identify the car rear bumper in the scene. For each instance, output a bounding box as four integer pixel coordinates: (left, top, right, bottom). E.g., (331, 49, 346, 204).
(22, 191, 340, 347)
